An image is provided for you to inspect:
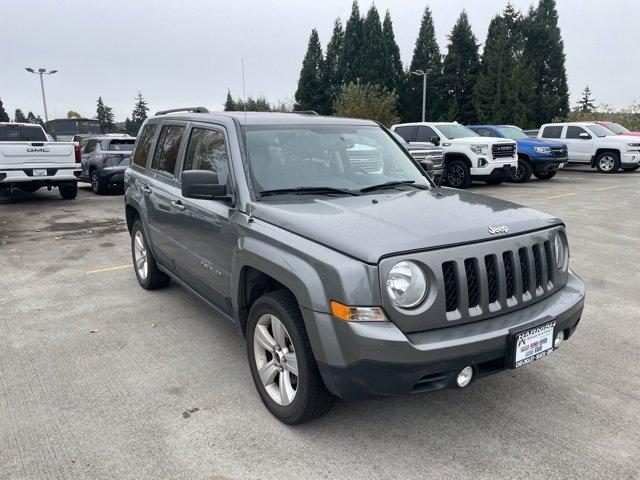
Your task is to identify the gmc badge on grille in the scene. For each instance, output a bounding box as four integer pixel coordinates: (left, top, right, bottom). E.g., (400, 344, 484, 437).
(488, 225, 509, 235)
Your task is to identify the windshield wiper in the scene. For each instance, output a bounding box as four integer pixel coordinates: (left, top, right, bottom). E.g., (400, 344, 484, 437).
(259, 186, 359, 197)
(359, 180, 427, 193)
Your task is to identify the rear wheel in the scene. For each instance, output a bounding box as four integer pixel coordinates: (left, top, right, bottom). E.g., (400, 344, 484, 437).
(509, 159, 532, 183)
(131, 220, 170, 290)
(445, 159, 471, 189)
(90, 169, 106, 194)
(621, 165, 640, 172)
(595, 151, 620, 173)
(59, 183, 78, 200)
(247, 290, 334, 424)
(533, 169, 557, 180)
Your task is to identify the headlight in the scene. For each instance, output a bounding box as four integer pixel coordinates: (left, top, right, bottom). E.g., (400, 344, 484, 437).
(470, 144, 488, 155)
(386, 261, 427, 308)
(553, 233, 568, 270)
(627, 143, 640, 151)
(534, 146, 552, 153)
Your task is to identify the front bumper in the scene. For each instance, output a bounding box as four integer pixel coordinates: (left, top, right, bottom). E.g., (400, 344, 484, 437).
(622, 152, 640, 166)
(100, 166, 128, 186)
(470, 160, 517, 177)
(302, 272, 585, 400)
(531, 156, 566, 171)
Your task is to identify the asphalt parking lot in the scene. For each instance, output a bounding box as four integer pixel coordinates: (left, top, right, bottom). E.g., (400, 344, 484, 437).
(1, 168, 639, 480)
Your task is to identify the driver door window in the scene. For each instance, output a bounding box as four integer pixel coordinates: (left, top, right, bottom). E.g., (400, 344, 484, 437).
(182, 127, 230, 189)
(416, 126, 438, 143)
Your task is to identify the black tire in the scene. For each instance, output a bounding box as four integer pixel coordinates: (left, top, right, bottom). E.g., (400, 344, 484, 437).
(595, 151, 620, 174)
(509, 159, 532, 183)
(246, 290, 334, 424)
(484, 177, 505, 185)
(59, 183, 78, 200)
(533, 169, 558, 180)
(131, 220, 170, 290)
(445, 159, 471, 189)
(621, 165, 640, 172)
(90, 169, 106, 194)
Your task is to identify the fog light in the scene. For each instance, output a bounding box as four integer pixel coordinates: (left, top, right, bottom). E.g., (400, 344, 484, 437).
(456, 366, 473, 387)
(478, 158, 488, 167)
(554, 332, 564, 348)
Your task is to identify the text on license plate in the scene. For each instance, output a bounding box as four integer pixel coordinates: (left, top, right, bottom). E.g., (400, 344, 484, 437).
(514, 321, 555, 368)
(33, 169, 47, 177)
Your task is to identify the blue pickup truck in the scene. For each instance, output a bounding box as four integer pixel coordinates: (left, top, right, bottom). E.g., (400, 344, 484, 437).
(467, 125, 568, 182)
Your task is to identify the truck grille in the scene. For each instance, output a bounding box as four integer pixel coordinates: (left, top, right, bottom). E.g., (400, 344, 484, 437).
(551, 146, 568, 160)
(442, 239, 558, 315)
(409, 149, 443, 168)
(491, 143, 516, 159)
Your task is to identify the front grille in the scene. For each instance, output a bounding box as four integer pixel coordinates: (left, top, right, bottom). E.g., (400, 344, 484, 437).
(442, 261, 458, 312)
(485, 255, 498, 303)
(503, 252, 515, 299)
(491, 143, 516, 158)
(464, 259, 480, 308)
(551, 147, 568, 160)
(544, 241, 553, 284)
(348, 151, 382, 172)
(410, 150, 443, 167)
(532, 244, 543, 288)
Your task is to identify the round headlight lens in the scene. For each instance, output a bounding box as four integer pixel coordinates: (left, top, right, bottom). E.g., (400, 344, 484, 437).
(386, 261, 427, 308)
(553, 234, 565, 269)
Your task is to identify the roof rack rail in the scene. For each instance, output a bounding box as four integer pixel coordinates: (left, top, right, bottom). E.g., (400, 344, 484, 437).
(155, 107, 209, 115)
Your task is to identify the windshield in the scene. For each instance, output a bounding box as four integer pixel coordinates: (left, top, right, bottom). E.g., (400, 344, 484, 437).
(436, 124, 478, 139)
(245, 125, 431, 196)
(602, 122, 628, 134)
(496, 126, 528, 140)
(586, 124, 612, 138)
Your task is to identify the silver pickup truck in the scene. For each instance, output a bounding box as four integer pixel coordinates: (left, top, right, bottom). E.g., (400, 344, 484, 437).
(0, 122, 80, 199)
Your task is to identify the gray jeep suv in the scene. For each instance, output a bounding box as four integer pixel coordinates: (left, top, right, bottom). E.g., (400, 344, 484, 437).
(124, 108, 586, 424)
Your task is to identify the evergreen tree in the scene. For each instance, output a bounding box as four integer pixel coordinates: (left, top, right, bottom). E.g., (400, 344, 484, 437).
(359, 5, 394, 88)
(26, 112, 37, 124)
(294, 29, 326, 113)
(523, 0, 569, 124)
(130, 92, 149, 135)
(576, 85, 596, 112)
(224, 90, 235, 111)
(35, 115, 44, 127)
(96, 96, 115, 132)
(337, 1, 363, 85)
(442, 10, 480, 124)
(125, 118, 135, 136)
(14, 108, 27, 123)
(323, 19, 344, 114)
(401, 7, 444, 122)
(382, 10, 404, 94)
(0, 98, 9, 122)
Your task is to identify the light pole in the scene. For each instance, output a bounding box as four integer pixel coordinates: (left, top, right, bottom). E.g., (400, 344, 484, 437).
(411, 69, 431, 122)
(25, 67, 58, 123)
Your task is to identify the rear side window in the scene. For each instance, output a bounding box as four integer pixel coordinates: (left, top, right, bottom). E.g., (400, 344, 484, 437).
(0, 125, 47, 141)
(394, 126, 417, 142)
(132, 124, 158, 167)
(541, 126, 563, 139)
(183, 128, 230, 186)
(416, 125, 438, 142)
(108, 139, 135, 151)
(151, 125, 185, 175)
(566, 126, 590, 139)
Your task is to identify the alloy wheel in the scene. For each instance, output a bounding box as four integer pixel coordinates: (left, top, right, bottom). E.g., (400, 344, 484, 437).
(599, 156, 615, 172)
(253, 314, 299, 406)
(91, 171, 99, 193)
(133, 230, 148, 280)
(447, 165, 465, 187)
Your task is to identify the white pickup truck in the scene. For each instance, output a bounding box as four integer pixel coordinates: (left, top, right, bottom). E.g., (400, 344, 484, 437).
(0, 123, 80, 199)
(391, 121, 517, 188)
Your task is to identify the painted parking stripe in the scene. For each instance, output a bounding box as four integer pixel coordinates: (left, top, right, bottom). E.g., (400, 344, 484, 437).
(595, 185, 621, 191)
(544, 192, 576, 200)
(86, 264, 132, 275)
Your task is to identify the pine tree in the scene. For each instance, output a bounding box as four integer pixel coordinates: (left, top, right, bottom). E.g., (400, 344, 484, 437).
(125, 118, 135, 136)
(523, 0, 569, 124)
(0, 98, 9, 122)
(400, 7, 444, 122)
(294, 29, 326, 113)
(442, 10, 480, 124)
(14, 108, 27, 123)
(359, 5, 394, 88)
(382, 11, 404, 94)
(96, 96, 115, 132)
(26, 112, 37, 124)
(323, 19, 344, 114)
(224, 90, 236, 111)
(576, 86, 596, 112)
(130, 92, 149, 135)
(337, 1, 363, 85)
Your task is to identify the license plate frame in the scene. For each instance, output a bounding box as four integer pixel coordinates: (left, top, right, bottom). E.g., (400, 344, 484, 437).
(33, 168, 47, 177)
(509, 318, 556, 369)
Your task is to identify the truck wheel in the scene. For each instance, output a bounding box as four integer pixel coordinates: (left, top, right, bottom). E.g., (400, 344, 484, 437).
(445, 160, 471, 188)
(247, 290, 334, 424)
(595, 151, 620, 173)
(509, 159, 532, 183)
(621, 165, 639, 172)
(131, 220, 170, 290)
(533, 169, 557, 180)
(90, 169, 106, 194)
(59, 183, 78, 200)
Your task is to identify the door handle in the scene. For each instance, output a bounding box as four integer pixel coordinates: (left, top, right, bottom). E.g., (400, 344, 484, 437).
(171, 200, 185, 211)
(141, 185, 152, 195)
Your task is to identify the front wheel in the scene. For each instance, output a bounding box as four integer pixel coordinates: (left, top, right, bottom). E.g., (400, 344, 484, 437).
(533, 169, 557, 180)
(445, 159, 471, 189)
(90, 169, 106, 194)
(509, 159, 532, 183)
(595, 151, 620, 173)
(59, 183, 78, 200)
(621, 165, 640, 172)
(247, 290, 334, 424)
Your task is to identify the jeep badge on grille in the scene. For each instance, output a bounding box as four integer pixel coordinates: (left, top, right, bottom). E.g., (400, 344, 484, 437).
(488, 225, 509, 235)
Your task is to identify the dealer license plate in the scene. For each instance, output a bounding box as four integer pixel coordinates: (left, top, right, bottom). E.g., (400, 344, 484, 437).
(512, 321, 555, 368)
(33, 169, 47, 177)
(559, 163, 566, 168)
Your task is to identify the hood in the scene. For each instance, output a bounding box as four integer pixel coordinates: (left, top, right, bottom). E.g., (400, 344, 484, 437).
(619, 131, 640, 137)
(606, 134, 640, 141)
(449, 136, 514, 146)
(517, 137, 566, 148)
(252, 188, 561, 263)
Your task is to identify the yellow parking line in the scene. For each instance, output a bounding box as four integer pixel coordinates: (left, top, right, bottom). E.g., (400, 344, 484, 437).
(86, 264, 132, 275)
(544, 192, 576, 200)
(595, 185, 620, 191)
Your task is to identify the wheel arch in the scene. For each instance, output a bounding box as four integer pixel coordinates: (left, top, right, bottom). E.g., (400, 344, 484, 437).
(443, 152, 472, 168)
(591, 148, 620, 167)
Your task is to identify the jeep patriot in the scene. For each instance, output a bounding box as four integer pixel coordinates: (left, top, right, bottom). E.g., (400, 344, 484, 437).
(124, 108, 586, 424)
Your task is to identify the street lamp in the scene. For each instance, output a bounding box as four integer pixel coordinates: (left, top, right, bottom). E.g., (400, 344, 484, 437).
(25, 67, 58, 123)
(411, 69, 431, 122)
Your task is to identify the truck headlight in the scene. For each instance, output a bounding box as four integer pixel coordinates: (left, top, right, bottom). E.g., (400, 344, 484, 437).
(386, 261, 427, 308)
(553, 232, 568, 270)
(627, 143, 640, 151)
(470, 144, 488, 155)
(534, 146, 551, 153)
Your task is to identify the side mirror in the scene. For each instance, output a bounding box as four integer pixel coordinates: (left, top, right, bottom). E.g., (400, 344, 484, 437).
(181, 170, 229, 200)
(430, 136, 440, 146)
(579, 132, 591, 139)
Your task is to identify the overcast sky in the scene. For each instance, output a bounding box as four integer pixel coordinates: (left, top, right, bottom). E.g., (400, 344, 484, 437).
(2, 0, 638, 122)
